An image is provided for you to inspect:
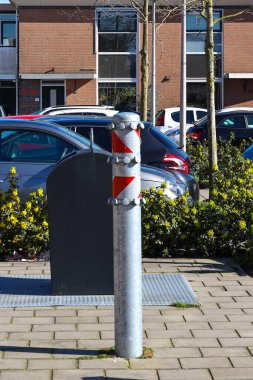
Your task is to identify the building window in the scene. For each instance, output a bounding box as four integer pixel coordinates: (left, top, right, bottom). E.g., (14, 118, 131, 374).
(97, 10, 138, 111)
(186, 11, 223, 109)
(0, 14, 16, 47)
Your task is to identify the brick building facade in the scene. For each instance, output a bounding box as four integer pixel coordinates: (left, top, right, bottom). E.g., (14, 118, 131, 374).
(2, 0, 253, 115)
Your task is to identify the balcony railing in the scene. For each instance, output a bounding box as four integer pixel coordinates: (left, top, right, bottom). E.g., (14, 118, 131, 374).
(0, 47, 16, 75)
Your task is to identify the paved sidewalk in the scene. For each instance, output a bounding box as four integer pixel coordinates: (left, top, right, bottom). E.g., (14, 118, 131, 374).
(0, 258, 252, 379)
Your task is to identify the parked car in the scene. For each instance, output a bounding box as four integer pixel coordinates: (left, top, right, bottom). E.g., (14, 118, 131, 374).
(0, 120, 191, 201)
(32, 105, 118, 117)
(243, 143, 253, 160)
(39, 116, 191, 173)
(37, 116, 199, 201)
(187, 109, 253, 144)
(156, 107, 207, 133)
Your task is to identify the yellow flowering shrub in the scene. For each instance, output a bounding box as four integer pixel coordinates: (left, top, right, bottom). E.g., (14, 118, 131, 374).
(142, 138, 253, 258)
(0, 168, 48, 260)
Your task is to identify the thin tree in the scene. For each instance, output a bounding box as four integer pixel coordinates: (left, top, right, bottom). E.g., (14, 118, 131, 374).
(199, 0, 249, 197)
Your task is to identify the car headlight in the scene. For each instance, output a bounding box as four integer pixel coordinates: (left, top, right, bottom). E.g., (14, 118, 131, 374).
(164, 178, 187, 198)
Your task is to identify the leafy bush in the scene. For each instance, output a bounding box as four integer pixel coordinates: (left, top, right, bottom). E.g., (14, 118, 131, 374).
(2, 137, 253, 261)
(186, 137, 250, 188)
(0, 168, 49, 260)
(142, 140, 253, 257)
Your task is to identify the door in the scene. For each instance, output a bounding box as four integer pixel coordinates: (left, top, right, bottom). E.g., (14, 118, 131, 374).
(42, 83, 65, 109)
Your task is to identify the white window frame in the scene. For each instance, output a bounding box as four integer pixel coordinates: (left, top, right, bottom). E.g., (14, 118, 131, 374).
(186, 9, 224, 109)
(95, 7, 139, 108)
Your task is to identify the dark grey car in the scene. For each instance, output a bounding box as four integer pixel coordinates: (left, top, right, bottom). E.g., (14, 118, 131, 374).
(0, 120, 188, 200)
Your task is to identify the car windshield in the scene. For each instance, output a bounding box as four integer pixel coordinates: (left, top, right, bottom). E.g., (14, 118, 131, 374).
(54, 125, 102, 150)
(193, 115, 208, 127)
(149, 127, 179, 149)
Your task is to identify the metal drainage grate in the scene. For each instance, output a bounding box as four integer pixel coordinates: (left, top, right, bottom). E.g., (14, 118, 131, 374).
(0, 273, 199, 307)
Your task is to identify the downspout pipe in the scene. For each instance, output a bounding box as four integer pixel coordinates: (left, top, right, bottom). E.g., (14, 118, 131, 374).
(15, 6, 19, 115)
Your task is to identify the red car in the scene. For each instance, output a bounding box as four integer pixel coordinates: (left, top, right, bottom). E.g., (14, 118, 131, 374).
(3, 115, 43, 120)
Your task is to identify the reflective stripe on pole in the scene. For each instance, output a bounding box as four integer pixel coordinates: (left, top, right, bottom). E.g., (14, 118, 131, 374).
(109, 112, 144, 359)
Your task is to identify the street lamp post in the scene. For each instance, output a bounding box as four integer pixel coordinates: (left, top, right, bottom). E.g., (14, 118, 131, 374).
(151, 0, 156, 126)
(180, 0, 187, 150)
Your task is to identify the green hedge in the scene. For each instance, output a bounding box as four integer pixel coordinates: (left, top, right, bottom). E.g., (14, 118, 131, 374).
(142, 139, 253, 257)
(1, 138, 253, 260)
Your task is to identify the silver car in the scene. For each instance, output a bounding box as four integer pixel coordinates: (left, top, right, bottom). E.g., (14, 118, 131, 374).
(0, 120, 187, 200)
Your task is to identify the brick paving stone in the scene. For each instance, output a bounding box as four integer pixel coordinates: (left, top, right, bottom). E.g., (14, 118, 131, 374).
(191, 329, 238, 338)
(77, 323, 113, 331)
(199, 296, 234, 303)
(0, 340, 29, 347)
(234, 296, 253, 302)
(9, 332, 53, 340)
(243, 308, 253, 314)
(145, 315, 186, 322)
(0, 359, 27, 369)
(143, 338, 176, 347)
(55, 331, 99, 340)
(219, 302, 253, 309)
(227, 314, 253, 321)
(230, 357, 253, 367)
(165, 322, 210, 330)
(148, 330, 192, 339)
(4, 351, 52, 359)
(159, 308, 202, 315)
(7, 310, 35, 317)
(32, 324, 76, 332)
(130, 358, 179, 369)
(28, 359, 77, 369)
(148, 315, 184, 322)
(143, 322, 166, 330)
(210, 322, 253, 329)
(199, 303, 220, 310)
(30, 340, 77, 350)
(0, 370, 52, 380)
(158, 369, 212, 380)
(237, 330, 253, 337)
(219, 338, 253, 347)
(210, 291, 249, 297)
(238, 278, 253, 285)
(153, 348, 202, 358)
(106, 369, 159, 379)
(77, 339, 114, 349)
(172, 338, 220, 348)
(100, 331, 114, 339)
(202, 308, 244, 315)
(53, 369, 104, 379)
(211, 368, 253, 379)
(184, 314, 227, 322)
(78, 358, 128, 369)
(56, 316, 98, 324)
(12, 317, 54, 324)
(201, 347, 251, 357)
(180, 357, 232, 368)
(35, 309, 77, 317)
(0, 325, 32, 332)
(78, 309, 113, 316)
(0, 318, 12, 324)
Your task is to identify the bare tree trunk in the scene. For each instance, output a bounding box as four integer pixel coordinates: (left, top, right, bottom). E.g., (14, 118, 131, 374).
(205, 0, 217, 199)
(140, 0, 149, 121)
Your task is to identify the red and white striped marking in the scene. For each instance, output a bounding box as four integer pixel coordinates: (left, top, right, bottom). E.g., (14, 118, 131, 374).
(112, 130, 141, 154)
(113, 176, 141, 199)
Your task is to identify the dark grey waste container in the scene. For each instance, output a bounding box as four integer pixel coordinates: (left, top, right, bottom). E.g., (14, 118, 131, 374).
(47, 150, 113, 295)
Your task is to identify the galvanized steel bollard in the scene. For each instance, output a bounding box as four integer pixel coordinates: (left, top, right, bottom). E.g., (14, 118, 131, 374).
(108, 112, 144, 358)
